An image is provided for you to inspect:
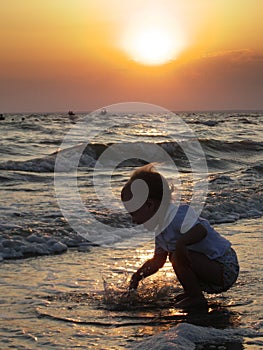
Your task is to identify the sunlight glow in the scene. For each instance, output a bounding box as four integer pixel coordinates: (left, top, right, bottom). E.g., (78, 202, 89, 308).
(120, 8, 186, 66)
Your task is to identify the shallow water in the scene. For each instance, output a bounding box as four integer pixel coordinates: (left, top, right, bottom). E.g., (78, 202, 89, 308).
(0, 112, 262, 260)
(0, 218, 262, 349)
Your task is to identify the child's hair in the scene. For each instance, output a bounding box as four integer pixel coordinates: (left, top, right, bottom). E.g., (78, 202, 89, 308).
(121, 164, 172, 204)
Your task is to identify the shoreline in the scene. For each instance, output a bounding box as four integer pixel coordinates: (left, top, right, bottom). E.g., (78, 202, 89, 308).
(0, 215, 262, 261)
(0, 229, 96, 261)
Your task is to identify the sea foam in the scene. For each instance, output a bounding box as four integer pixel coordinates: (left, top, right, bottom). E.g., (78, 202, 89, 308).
(131, 322, 263, 349)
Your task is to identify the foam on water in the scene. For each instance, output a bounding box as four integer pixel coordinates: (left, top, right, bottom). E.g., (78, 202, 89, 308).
(131, 322, 263, 349)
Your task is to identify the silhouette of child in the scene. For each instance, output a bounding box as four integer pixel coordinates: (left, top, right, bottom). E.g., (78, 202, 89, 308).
(121, 164, 239, 309)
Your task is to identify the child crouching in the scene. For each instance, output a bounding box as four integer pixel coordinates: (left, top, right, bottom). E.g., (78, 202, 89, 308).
(121, 164, 239, 309)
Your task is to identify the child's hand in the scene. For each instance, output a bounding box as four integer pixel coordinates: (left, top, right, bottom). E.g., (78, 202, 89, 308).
(120, 288, 137, 303)
(129, 274, 139, 290)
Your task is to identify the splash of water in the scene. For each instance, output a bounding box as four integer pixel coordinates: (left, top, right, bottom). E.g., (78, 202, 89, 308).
(102, 275, 182, 311)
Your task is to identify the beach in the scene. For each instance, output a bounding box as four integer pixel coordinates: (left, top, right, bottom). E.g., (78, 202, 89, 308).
(0, 110, 262, 349)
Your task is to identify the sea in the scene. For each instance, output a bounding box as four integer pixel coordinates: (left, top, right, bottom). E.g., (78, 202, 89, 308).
(0, 105, 262, 349)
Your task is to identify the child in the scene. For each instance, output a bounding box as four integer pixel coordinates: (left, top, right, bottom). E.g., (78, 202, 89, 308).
(121, 164, 239, 309)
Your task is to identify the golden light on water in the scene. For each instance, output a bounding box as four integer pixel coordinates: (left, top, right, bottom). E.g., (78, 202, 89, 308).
(137, 249, 154, 264)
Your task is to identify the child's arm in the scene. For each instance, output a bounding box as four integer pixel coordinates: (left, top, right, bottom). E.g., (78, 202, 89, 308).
(129, 250, 168, 290)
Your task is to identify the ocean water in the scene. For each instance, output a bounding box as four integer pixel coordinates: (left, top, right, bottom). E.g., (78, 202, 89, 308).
(0, 109, 263, 349)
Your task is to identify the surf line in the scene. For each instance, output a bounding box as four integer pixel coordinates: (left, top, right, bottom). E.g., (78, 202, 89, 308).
(36, 309, 185, 327)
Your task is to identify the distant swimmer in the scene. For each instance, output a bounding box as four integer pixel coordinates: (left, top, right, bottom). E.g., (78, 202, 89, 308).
(100, 108, 107, 115)
(0, 113, 5, 121)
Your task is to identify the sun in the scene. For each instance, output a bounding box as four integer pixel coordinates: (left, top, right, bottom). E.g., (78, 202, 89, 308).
(121, 18, 185, 66)
(129, 26, 176, 65)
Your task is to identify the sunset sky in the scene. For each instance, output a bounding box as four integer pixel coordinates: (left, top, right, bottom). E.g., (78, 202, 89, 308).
(1, 0, 263, 112)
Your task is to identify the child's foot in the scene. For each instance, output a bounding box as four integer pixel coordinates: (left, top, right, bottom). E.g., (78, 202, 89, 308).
(175, 295, 208, 309)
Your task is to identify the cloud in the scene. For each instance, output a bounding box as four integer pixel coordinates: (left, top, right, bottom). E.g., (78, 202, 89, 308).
(181, 48, 263, 82)
(162, 48, 263, 110)
(201, 49, 263, 63)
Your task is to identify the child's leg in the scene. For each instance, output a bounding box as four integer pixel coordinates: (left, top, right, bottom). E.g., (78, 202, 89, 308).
(169, 250, 223, 307)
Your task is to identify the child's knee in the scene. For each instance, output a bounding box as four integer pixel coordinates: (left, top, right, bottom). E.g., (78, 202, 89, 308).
(169, 250, 193, 271)
(169, 251, 183, 267)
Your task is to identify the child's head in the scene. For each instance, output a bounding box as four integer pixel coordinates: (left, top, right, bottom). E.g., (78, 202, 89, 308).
(121, 164, 172, 230)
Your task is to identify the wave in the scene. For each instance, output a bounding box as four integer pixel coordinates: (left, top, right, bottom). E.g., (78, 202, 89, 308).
(0, 139, 262, 173)
(247, 164, 263, 173)
(188, 116, 261, 126)
(200, 139, 263, 152)
(132, 322, 262, 350)
(0, 138, 262, 227)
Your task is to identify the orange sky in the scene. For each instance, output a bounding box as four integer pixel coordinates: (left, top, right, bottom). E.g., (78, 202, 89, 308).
(0, 0, 263, 112)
